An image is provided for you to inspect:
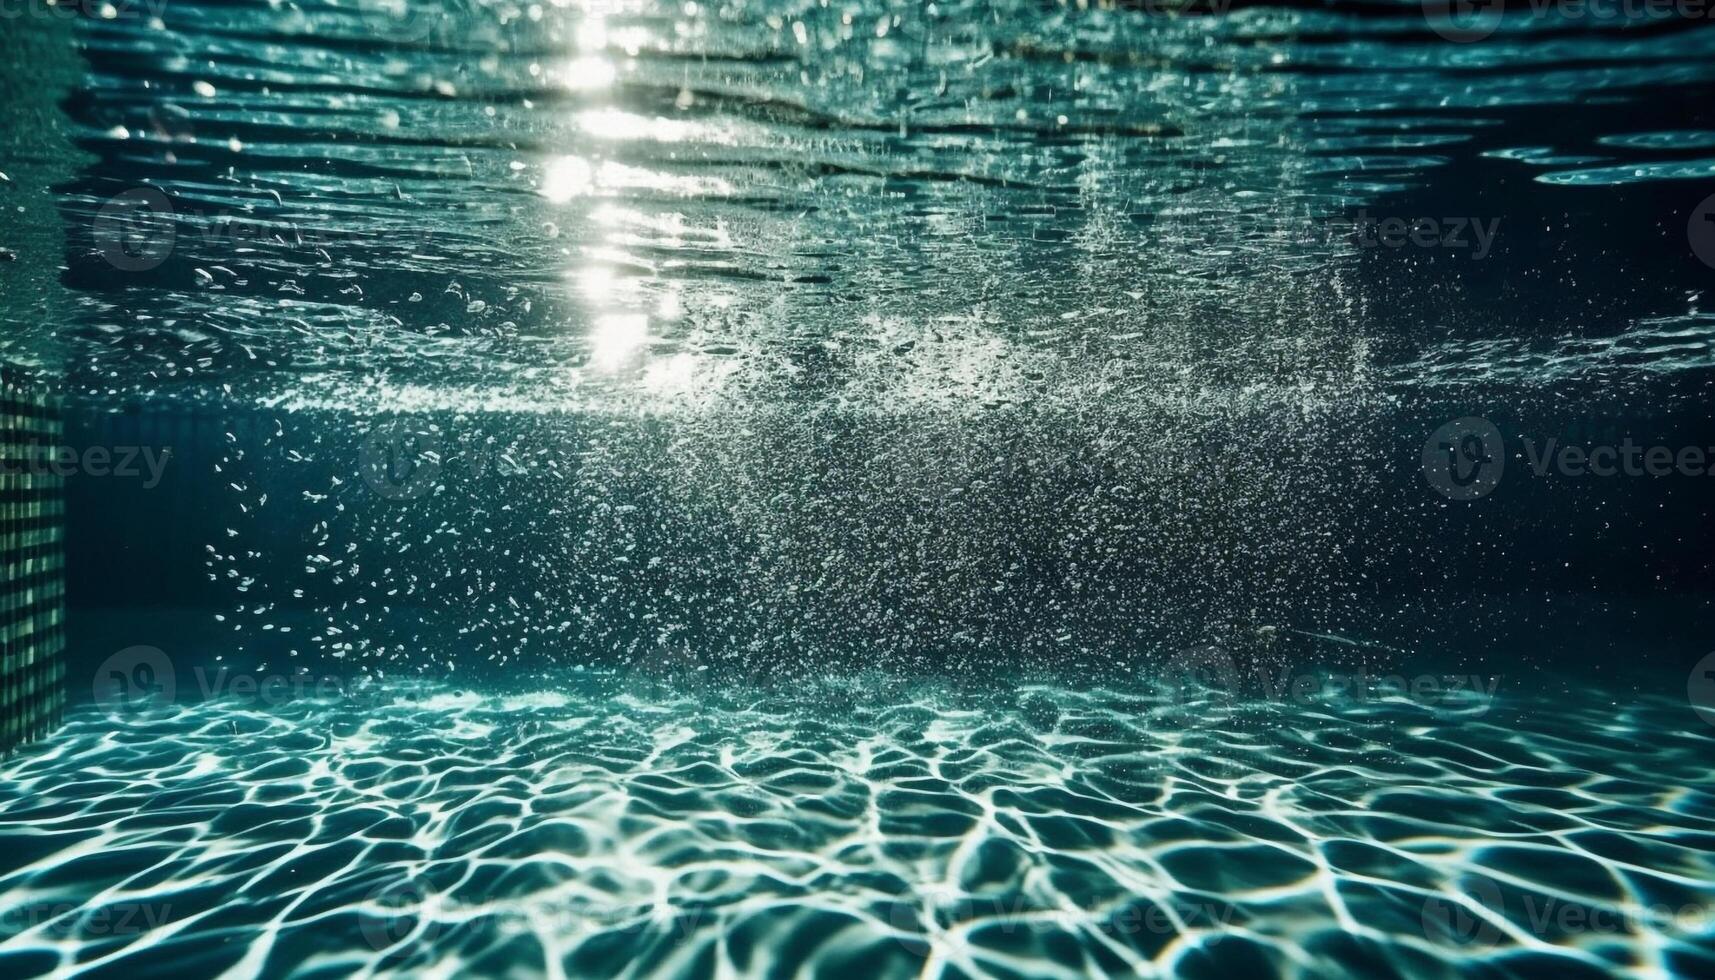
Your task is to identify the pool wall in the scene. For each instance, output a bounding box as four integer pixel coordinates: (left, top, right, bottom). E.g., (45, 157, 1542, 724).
(0, 365, 66, 753)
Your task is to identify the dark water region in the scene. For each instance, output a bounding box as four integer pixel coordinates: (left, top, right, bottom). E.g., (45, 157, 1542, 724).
(3, 0, 1715, 977)
(61, 391, 1715, 691)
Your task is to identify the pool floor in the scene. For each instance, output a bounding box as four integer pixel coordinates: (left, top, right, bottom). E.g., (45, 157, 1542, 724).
(2, 676, 1713, 979)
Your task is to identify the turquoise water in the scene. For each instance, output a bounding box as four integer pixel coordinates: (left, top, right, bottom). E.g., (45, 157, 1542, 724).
(5, 675, 1714, 977)
(3, 0, 1715, 977)
(32, 0, 1715, 407)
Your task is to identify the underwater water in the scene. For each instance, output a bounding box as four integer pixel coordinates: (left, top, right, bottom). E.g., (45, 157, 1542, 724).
(1, 0, 1714, 977)
(6, 676, 1715, 978)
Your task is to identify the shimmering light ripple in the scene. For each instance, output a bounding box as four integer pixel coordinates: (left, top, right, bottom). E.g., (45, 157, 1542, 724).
(2, 677, 1713, 978)
(41, 0, 1715, 408)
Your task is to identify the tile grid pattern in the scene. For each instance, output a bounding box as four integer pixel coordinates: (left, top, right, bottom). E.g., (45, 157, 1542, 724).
(0, 364, 65, 754)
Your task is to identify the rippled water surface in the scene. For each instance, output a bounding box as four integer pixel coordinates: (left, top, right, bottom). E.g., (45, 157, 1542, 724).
(4, 677, 1715, 978)
(23, 0, 1715, 407)
(3, 1, 1715, 978)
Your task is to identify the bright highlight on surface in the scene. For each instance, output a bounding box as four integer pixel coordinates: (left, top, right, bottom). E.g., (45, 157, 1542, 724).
(562, 56, 615, 90)
(590, 313, 649, 369)
(541, 156, 594, 203)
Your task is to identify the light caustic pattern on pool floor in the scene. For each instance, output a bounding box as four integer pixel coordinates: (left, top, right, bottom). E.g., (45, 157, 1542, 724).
(2, 677, 1714, 979)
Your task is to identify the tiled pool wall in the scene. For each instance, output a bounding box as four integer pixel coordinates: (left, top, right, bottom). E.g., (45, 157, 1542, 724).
(0, 365, 65, 753)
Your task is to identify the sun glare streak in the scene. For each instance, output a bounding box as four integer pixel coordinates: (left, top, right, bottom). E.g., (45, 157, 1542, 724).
(541, 156, 593, 203)
(563, 56, 616, 90)
(591, 313, 649, 370)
